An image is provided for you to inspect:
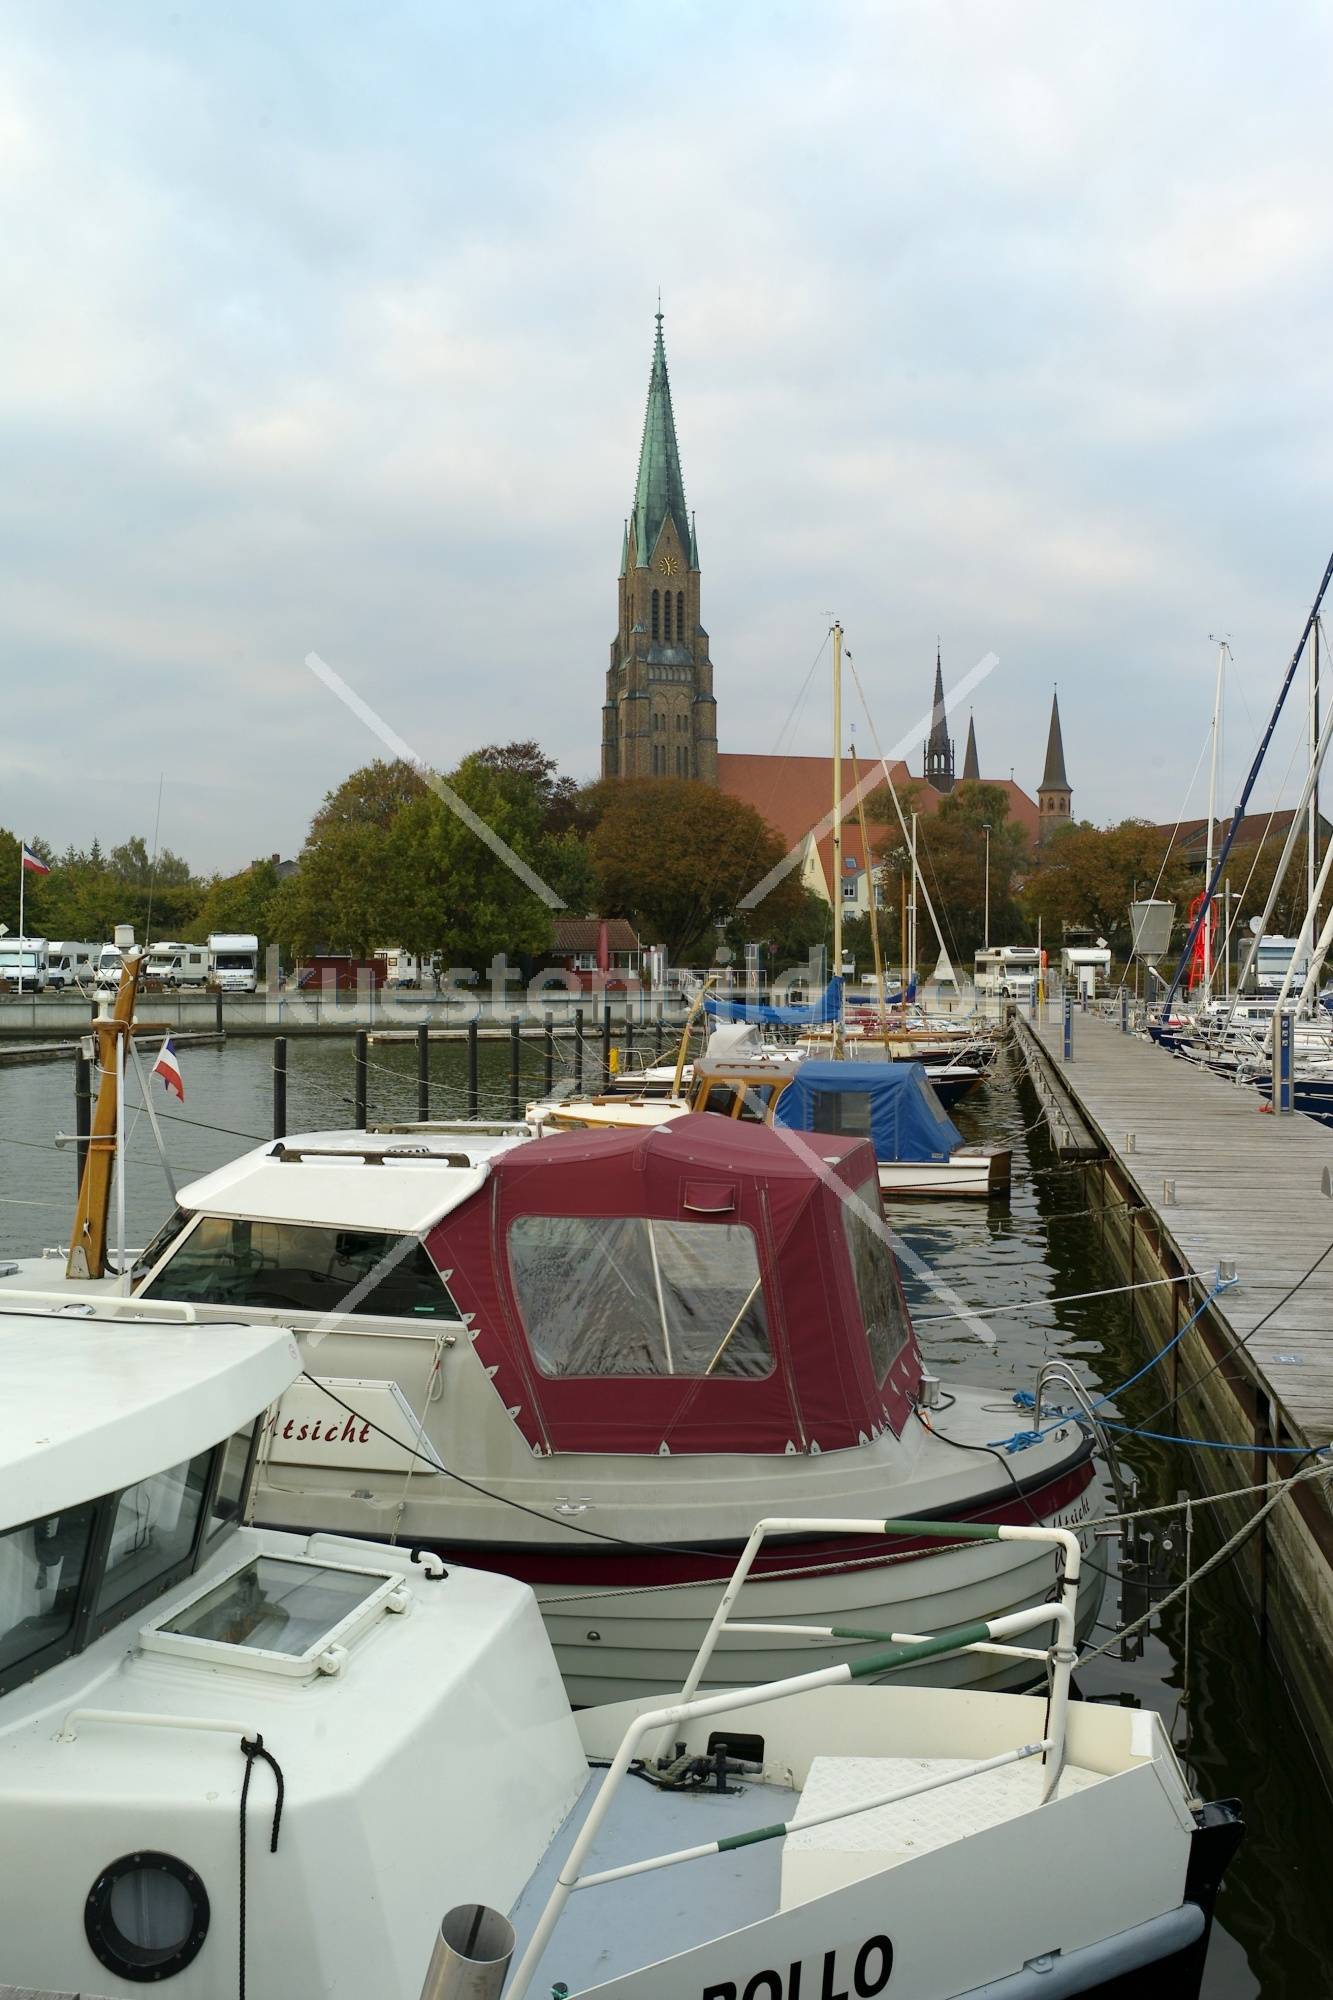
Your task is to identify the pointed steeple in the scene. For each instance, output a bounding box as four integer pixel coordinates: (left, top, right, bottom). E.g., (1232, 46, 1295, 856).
(1037, 687, 1072, 839)
(962, 711, 980, 782)
(1041, 689, 1069, 791)
(923, 641, 955, 793)
(631, 309, 692, 566)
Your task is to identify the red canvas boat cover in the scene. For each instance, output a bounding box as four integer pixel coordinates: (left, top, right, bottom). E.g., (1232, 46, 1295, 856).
(426, 1118, 924, 1456)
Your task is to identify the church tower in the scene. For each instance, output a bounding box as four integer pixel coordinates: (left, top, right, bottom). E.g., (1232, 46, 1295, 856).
(1038, 688, 1072, 838)
(923, 644, 954, 792)
(601, 311, 718, 783)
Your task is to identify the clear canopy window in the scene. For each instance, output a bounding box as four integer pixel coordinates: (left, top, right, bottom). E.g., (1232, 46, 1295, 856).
(141, 1217, 461, 1320)
(810, 1088, 873, 1138)
(0, 1503, 96, 1678)
(842, 1181, 911, 1382)
(160, 1556, 384, 1657)
(95, 1453, 212, 1618)
(508, 1215, 772, 1378)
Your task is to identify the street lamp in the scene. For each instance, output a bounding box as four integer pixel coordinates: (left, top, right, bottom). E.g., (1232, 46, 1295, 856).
(982, 822, 993, 950)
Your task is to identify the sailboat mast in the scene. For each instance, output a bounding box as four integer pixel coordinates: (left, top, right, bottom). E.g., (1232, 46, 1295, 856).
(831, 620, 843, 988)
(1310, 619, 1321, 925)
(1202, 640, 1227, 1005)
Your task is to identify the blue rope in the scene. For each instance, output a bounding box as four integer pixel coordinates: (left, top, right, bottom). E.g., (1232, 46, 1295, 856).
(992, 1280, 1230, 1453)
(1099, 1423, 1330, 1457)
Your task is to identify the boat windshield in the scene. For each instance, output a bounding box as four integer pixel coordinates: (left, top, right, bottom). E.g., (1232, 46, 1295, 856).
(508, 1215, 772, 1378)
(841, 1179, 912, 1382)
(140, 1217, 462, 1320)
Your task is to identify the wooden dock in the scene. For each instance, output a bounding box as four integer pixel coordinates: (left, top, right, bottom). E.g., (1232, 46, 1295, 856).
(1013, 1006, 1333, 1775)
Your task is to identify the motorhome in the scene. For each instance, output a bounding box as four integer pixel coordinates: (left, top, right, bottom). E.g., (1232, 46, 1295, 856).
(207, 931, 259, 992)
(45, 940, 98, 989)
(145, 940, 210, 987)
(0, 936, 48, 990)
(93, 943, 124, 990)
(375, 946, 422, 987)
(974, 944, 1041, 1000)
(1253, 933, 1310, 997)
(1061, 932, 1112, 999)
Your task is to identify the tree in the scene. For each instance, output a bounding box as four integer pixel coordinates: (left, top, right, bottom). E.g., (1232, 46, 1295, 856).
(588, 780, 808, 958)
(1023, 819, 1194, 949)
(309, 759, 427, 838)
(384, 754, 555, 965)
(874, 783, 1029, 968)
(190, 859, 286, 951)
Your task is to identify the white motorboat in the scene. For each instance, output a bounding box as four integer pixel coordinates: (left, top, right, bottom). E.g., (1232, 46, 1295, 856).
(0, 1301, 1240, 2000)
(10, 1114, 1102, 1704)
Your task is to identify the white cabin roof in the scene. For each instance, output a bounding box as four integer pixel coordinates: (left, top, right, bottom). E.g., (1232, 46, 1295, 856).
(1, 1311, 300, 1521)
(175, 1124, 532, 1235)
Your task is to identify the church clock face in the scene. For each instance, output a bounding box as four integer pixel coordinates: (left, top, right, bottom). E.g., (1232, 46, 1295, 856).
(659, 554, 679, 577)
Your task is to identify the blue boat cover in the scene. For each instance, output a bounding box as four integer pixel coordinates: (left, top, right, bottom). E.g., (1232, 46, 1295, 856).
(772, 1059, 962, 1162)
(705, 975, 844, 1027)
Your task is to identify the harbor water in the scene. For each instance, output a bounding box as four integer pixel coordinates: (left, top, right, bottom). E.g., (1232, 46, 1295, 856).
(2, 1032, 1329, 1997)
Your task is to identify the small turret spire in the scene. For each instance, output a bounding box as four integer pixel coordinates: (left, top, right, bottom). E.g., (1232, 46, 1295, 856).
(962, 711, 980, 783)
(1041, 687, 1069, 791)
(923, 640, 955, 793)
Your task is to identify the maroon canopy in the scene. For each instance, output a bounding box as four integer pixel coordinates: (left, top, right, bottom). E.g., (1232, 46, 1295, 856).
(427, 1118, 923, 1456)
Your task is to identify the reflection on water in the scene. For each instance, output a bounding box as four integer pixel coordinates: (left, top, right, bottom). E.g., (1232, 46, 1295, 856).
(2, 1032, 1327, 1992)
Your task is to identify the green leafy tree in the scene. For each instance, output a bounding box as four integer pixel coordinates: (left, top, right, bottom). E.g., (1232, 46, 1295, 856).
(874, 782, 1029, 967)
(1023, 819, 1194, 951)
(588, 780, 807, 958)
(188, 859, 285, 951)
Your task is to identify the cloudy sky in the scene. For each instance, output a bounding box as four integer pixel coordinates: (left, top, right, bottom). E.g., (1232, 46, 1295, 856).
(4, 0, 1333, 871)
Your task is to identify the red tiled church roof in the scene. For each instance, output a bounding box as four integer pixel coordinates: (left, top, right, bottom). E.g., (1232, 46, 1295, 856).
(717, 753, 1039, 885)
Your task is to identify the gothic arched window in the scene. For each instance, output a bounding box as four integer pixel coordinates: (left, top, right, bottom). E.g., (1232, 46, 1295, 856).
(677, 591, 685, 640)
(663, 591, 672, 642)
(651, 590, 660, 641)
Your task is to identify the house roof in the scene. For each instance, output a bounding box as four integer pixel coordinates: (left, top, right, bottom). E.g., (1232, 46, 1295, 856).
(717, 753, 1040, 891)
(1163, 810, 1333, 854)
(551, 917, 642, 953)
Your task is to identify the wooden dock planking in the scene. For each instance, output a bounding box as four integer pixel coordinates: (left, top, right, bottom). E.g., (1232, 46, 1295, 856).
(1023, 1010, 1333, 1446)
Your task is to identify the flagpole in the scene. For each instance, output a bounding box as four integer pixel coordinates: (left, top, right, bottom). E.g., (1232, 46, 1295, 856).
(17, 848, 24, 996)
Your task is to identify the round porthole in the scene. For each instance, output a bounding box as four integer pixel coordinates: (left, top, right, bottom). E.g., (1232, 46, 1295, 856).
(85, 1851, 210, 1983)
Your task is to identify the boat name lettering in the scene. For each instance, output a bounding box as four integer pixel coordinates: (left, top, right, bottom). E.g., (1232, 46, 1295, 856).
(703, 1933, 893, 2000)
(269, 1413, 374, 1447)
(1053, 1493, 1092, 1529)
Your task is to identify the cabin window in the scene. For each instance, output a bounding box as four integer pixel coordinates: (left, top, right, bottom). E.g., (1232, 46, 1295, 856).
(93, 1453, 214, 1626)
(0, 1502, 97, 1685)
(508, 1215, 772, 1379)
(842, 1180, 911, 1382)
(140, 1218, 462, 1321)
(810, 1089, 872, 1138)
(209, 1426, 259, 1538)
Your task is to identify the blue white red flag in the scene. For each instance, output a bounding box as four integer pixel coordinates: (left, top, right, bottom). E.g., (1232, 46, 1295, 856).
(151, 1036, 185, 1103)
(20, 843, 48, 876)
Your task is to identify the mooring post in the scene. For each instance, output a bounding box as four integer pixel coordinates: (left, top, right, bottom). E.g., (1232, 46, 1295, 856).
(1273, 1008, 1295, 1115)
(416, 1023, 430, 1122)
(1062, 988, 1073, 1061)
(272, 1036, 287, 1141)
(74, 1047, 92, 1196)
(574, 1007, 584, 1091)
(467, 1018, 479, 1119)
(543, 1010, 554, 1098)
(1120, 988, 1129, 1034)
(354, 1029, 368, 1128)
(510, 1015, 521, 1120)
(215, 988, 224, 1035)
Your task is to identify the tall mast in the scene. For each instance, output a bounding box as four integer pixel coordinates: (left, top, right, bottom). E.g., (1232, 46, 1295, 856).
(1202, 640, 1227, 1005)
(831, 620, 843, 989)
(1310, 618, 1321, 928)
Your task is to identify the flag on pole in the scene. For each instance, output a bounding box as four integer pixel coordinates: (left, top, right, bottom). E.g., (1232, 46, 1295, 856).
(20, 843, 49, 877)
(151, 1036, 185, 1103)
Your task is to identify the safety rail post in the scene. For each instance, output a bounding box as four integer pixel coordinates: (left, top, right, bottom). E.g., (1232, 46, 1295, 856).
(272, 1036, 287, 1140)
(509, 1015, 521, 1120)
(416, 1023, 430, 1122)
(467, 1019, 479, 1119)
(354, 1030, 368, 1129)
(573, 1007, 584, 1091)
(544, 1010, 554, 1099)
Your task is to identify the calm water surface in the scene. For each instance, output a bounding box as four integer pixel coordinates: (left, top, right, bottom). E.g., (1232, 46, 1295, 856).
(2, 1032, 1330, 1996)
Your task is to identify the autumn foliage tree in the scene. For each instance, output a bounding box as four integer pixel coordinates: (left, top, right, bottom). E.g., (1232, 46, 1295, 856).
(587, 779, 808, 957)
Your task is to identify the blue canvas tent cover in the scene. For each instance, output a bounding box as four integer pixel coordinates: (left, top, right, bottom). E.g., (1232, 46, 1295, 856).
(705, 975, 844, 1027)
(772, 1060, 963, 1163)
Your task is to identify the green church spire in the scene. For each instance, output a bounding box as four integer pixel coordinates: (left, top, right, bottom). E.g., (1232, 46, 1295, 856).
(631, 309, 692, 566)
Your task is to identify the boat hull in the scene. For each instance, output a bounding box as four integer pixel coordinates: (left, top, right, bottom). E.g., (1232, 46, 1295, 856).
(879, 1147, 1011, 1199)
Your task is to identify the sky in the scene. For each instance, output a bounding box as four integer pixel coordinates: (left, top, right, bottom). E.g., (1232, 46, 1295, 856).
(4, 0, 1333, 872)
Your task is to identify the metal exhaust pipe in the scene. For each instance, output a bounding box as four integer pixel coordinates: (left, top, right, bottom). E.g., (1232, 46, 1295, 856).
(418, 1904, 516, 2000)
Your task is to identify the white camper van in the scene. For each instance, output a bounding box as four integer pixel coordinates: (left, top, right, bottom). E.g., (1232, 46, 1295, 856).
(93, 943, 123, 991)
(145, 940, 210, 987)
(375, 946, 422, 987)
(207, 931, 259, 992)
(0, 936, 48, 991)
(43, 940, 98, 989)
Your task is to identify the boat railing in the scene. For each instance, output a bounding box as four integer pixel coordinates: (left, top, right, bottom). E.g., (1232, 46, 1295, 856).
(1034, 1361, 1134, 1521)
(504, 1516, 1081, 2000)
(0, 1285, 201, 1322)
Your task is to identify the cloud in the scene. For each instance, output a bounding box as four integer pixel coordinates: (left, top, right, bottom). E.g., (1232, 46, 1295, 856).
(1, 0, 1331, 866)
